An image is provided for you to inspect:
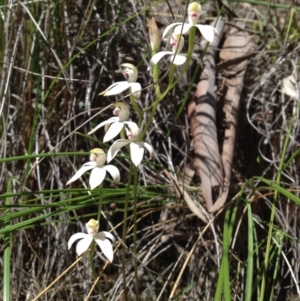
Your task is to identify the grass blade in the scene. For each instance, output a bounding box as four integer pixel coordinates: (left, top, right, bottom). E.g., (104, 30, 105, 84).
(245, 201, 254, 301)
(3, 177, 13, 301)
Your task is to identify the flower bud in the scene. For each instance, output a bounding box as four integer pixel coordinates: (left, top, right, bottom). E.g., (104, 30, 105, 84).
(148, 17, 161, 52)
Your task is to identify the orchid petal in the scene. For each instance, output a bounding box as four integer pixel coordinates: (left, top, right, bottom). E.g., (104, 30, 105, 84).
(130, 82, 142, 102)
(66, 162, 96, 185)
(103, 122, 125, 142)
(162, 22, 182, 38)
(148, 51, 173, 69)
(87, 117, 119, 135)
(76, 236, 93, 256)
(104, 82, 131, 96)
(103, 165, 120, 183)
(89, 167, 106, 190)
(107, 139, 130, 162)
(95, 231, 115, 243)
(68, 233, 89, 250)
(174, 23, 192, 35)
(195, 25, 216, 43)
(130, 142, 145, 166)
(99, 82, 120, 95)
(123, 121, 134, 127)
(169, 54, 187, 65)
(94, 235, 114, 262)
(124, 121, 139, 136)
(138, 142, 154, 160)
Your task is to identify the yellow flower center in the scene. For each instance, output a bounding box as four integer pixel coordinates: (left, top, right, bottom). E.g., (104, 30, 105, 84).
(89, 148, 106, 167)
(188, 2, 201, 15)
(86, 219, 99, 235)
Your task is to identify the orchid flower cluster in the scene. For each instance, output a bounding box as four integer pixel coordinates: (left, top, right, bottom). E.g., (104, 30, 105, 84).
(66, 101, 154, 262)
(66, 2, 217, 264)
(149, 2, 217, 67)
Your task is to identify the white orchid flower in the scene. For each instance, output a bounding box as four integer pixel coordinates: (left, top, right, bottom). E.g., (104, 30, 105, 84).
(99, 63, 141, 102)
(68, 219, 115, 262)
(87, 102, 131, 142)
(66, 148, 120, 190)
(107, 122, 154, 167)
(162, 2, 217, 43)
(149, 33, 188, 67)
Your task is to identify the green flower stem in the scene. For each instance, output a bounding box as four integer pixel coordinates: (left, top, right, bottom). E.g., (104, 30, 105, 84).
(141, 27, 197, 139)
(91, 184, 104, 299)
(167, 41, 208, 137)
(129, 93, 143, 127)
(89, 242, 106, 300)
(97, 183, 103, 222)
(152, 50, 161, 97)
(168, 64, 177, 87)
(122, 162, 134, 301)
(132, 165, 139, 299)
(120, 127, 126, 140)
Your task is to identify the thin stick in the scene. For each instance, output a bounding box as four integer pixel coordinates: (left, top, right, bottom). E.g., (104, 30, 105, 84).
(32, 256, 82, 301)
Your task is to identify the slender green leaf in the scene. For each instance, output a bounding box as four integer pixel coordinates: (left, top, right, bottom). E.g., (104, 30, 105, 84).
(3, 177, 14, 301)
(245, 201, 254, 301)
